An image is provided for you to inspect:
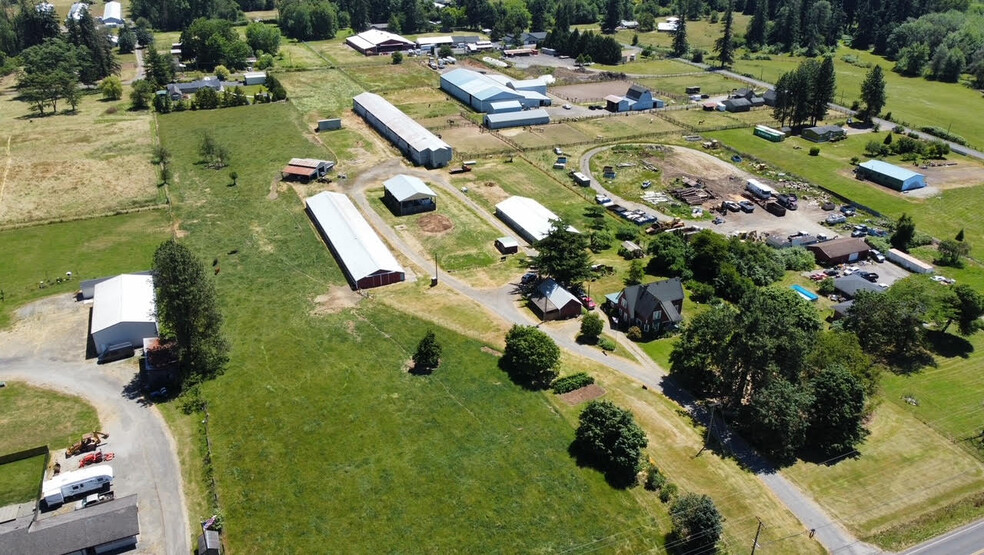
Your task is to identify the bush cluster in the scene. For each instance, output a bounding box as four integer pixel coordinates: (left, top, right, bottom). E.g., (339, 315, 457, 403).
(552, 372, 595, 394)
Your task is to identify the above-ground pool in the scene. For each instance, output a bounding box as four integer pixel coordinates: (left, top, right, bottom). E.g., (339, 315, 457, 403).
(790, 284, 819, 301)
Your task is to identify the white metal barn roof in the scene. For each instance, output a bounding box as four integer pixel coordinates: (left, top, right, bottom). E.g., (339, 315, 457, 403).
(495, 196, 578, 243)
(384, 174, 436, 202)
(91, 274, 156, 335)
(353, 92, 451, 156)
(346, 29, 414, 50)
(101, 1, 122, 24)
(306, 192, 404, 282)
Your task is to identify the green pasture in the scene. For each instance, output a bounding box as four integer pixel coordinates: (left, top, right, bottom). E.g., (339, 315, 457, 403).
(276, 68, 364, 120)
(346, 60, 438, 92)
(0, 211, 171, 329)
(637, 72, 745, 98)
(588, 144, 665, 201)
(0, 382, 100, 453)
(570, 112, 682, 140)
(0, 456, 46, 506)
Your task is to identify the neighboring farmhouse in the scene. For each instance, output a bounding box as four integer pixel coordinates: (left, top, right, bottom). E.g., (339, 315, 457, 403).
(613, 278, 685, 332)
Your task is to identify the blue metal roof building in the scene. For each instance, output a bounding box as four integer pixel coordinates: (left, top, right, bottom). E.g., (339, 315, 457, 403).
(441, 68, 550, 113)
(484, 109, 550, 129)
(857, 160, 926, 191)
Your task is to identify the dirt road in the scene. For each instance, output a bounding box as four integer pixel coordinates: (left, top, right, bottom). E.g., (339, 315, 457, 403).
(0, 295, 190, 555)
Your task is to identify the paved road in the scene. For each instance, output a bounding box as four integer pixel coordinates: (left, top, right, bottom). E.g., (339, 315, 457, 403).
(900, 518, 984, 555)
(345, 162, 876, 554)
(0, 296, 190, 555)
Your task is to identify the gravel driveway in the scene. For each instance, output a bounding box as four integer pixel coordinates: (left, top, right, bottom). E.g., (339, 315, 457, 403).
(0, 295, 190, 555)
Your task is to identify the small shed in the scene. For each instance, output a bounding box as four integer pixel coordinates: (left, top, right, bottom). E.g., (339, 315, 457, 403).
(802, 125, 846, 143)
(243, 71, 266, 86)
(723, 98, 751, 112)
(317, 118, 342, 131)
(621, 240, 644, 258)
(383, 174, 437, 216)
(198, 529, 222, 555)
(281, 158, 334, 181)
(495, 236, 519, 254)
(531, 279, 582, 321)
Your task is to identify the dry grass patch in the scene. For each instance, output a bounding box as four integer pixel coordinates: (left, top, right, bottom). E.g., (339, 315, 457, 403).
(441, 125, 513, 154)
(0, 80, 158, 225)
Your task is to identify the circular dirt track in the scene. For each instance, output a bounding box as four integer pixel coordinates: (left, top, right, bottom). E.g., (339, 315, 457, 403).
(418, 213, 454, 234)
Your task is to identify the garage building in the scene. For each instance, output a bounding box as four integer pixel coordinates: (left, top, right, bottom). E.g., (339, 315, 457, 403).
(484, 109, 551, 129)
(495, 196, 578, 244)
(91, 274, 158, 355)
(345, 29, 415, 55)
(531, 278, 582, 320)
(306, 191, 405, 289)
(802, 125, 846, 143)
(353, 92, 453, 168)
(0, 494, 139, 554)
(604, 84, 663, 112)
(807, 237, 870, 265)
(856, 160, 926, 191)
(383, 174, 437, 216)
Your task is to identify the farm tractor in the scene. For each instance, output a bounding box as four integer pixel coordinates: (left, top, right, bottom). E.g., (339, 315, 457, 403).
(78, 450, 115, 469)
(66, 431, 109, 457)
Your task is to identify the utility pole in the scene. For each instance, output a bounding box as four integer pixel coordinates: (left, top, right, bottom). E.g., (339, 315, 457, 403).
(697, 403, 716, 457)
(750, 517, 764, 555)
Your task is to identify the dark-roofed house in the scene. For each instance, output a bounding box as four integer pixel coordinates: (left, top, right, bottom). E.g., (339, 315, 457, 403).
(834, 274, 887, 299)
(832, 300, 854, 320)
(383, 174, 436, 216)
(807, 237, 870, 265)
(615, 278, 685, 332)
(733, 88, 755, 100)
(802, 125, 846, 143)
(166, 77, 224, 100)
(722, 98, 751, 112)
(531, 278, 582, 320)
(280, 158, 334, 181)
(0, 494, 140, 554)
(763, 89, 777, 106)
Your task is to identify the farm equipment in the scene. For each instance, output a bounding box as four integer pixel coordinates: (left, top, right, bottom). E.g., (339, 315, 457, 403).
(66, 431, 109, 457)
(645, 218, 685, 234)
(449, 164, 472, 174)
(78, 450, 115, 469)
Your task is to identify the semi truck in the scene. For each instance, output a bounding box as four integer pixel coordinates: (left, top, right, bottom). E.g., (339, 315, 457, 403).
(41, 464, 114, 507)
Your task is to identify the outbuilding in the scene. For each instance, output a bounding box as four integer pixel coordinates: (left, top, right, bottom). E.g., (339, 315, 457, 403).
(346, 29, 415, 55)
(495, 196, 578, 244)
(243, 71, 266, 86)
(353, 92, 453, 168)
(317, 118, 342, 131)
(531, 278, 582, 321)
(834, 274, 887, 299)
(305, 191, 405, 289)
(281, 158, 334, 181)
(100, 1, 123, 26)
(198, 529, 222, 555)
(383, 174, 437, 216)
(604, 84, 662, 112)
(441, 68, 551, 113)
(856, 160, 927, 191)
(802, 125, 846, 143)
(722, 98, 751, 112)
(887, 248, 934, 273)
(0, 494, 139, 554)
(494, 236, 519, 254)
(807, 237, 870, 265)
(90, 274, 158, 356)
(484, 109, 550, 129)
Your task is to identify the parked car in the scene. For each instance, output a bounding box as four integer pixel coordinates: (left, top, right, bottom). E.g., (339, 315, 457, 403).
(713, 216, 725, 225)
(641, 180, 652, 189)
(739, 200, 755, 213)
(723, 200, 740, 212)
(563, 104, 572, 110)
(870, 249, 886, 262)
(840, 205, 856, 216)
(521, 272, 537, 284)
(859, 271, 879, 282)
(823, 268, 839, 276)
(580, 295, 596, 310)
(825, 213, 847, 225)
(851, 229, 867, 237)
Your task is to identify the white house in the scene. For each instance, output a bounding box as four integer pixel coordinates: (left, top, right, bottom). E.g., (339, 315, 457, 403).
(90, 274, 158, 355)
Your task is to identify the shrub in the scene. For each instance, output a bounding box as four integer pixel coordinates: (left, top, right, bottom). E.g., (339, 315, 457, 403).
(809, 147, 820, 156)
(818, 277, 835, 295)
(100, 76, 123, 100)
(552, 372, 595, 393)
(598, 337, 616, 351)
(626, 326, 643, 341)
(573, 400, 648, 486)
(691, 49, 705, 63)
(615, 226, 638, 241)
(579, 312, 604, 343)
(893, 125, 905, 134)
(644, 465, 666, 491)
(391, 51, 403, 64)
(214, 65, 230, 80)
(659, 482, 678, 502)
(920, 126, 967, 145)
(850, 156, 860, 165)
(850, 100, 861, 111)
(687, 280, 716, 304)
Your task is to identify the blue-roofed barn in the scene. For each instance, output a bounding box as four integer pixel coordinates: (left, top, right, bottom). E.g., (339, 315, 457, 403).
(856, 160, 926, 191)
(441, 68, 551, 113)
(383, 174, 437, 216)
(484, 109, 550, 129)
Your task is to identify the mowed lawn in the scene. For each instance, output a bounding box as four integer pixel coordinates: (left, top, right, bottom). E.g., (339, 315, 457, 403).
(731, 46, 984, 149)
(0, 210, 171, 328)
(157, 104, 665, 552)
(0, 455, 46, 506)
(707, 128, 984, 256)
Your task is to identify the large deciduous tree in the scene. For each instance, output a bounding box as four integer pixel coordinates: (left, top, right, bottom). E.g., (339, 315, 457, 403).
(807, 366, 869, 458)
(152, 241, 230, 388)
(501, 325, 560, 388)
(740, 378, 812, 464)
(669, 494, 723, 553)
(573, 400, 648, 486)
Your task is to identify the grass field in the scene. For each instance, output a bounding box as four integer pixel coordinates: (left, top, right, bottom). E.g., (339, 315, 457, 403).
(588, 143, 665, 200)
(0, 381, 100, 453)
(499, 122, 593, 149)
(637, 72, 745, 99)
(276, 69, 364, 120)
(347, 61, 438, 92)
(582, 15, 752, 53)
(707, 128, 984, 257)
(0, 75, 160, 225)
(731, 46, 984, 149)
(0, 210, 171, 328)
(441, 125, 514, 155)
(0, 456, 46, 507)
(570, 112, 683, 140)
(156, 104, 676, 553)
(661, 107, 748, 130)
(366, 186, 502, 272)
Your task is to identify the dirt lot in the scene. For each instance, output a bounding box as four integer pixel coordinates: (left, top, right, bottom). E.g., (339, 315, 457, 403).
(916, 162, 984, 189)
(551, 80, 636, 103)
(440, 125, 513, 155)
(0, 76, 159, 225)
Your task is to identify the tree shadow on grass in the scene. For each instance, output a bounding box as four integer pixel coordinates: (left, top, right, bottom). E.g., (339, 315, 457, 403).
(925, 330, 974, 359)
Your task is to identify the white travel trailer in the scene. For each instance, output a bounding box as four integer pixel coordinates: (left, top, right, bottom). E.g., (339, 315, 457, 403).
(746, 179, 777, 199)
(41, 465, 114, 506)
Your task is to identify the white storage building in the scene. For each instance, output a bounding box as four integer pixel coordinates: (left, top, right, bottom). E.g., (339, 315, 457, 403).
(306, 191, 405, 289)
(346, 29, 415, 55)
(90, 274, 158, 355)
(887, 248, 935, 274)
(495, 196, 578, 244)
(353, 92, 453, 168)
(100, 1, 123, 26)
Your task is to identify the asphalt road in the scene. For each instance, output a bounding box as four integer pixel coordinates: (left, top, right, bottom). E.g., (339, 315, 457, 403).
(0, 295, 190, 555)
(901, 518, 984, 555)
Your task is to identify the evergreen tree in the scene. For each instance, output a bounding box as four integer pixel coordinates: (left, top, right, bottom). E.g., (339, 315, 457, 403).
(670, 494, 724, 553)
(501, 325, 561, 389)
(746, 0, 768, 48)
(810, 56, 836, 125)
(672, 3, 689, 57)
(118, 25, 137, 54)
(713, 0, 735, 67)
(152, 240, 230, 388)
(890, 213, 915, 251)
(860, 65, 886, 121)
(350, 0, 370, 31)
(13, 0, 61, 50)
(602, 0, 621, 33)
(772, 71, 794, 126)
(412, 331, 442, 372)
(531, 219, 593, 290)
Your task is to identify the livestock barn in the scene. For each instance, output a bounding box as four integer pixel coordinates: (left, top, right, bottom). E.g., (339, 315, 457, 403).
(856, 160, 927, 191)
(353, 92, 453, 168)
(383, 174, 437, 216)
(345, 29, 414, 55)
(495, 196, 578, 244)
(306, 191, 405, 289)
(90, 274, 158, 355)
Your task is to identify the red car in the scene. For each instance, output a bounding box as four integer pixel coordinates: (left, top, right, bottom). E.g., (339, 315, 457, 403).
(580, 295, 596, 310)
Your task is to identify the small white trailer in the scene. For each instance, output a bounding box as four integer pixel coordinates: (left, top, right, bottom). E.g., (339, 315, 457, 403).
(746, 179, 776, 199)
(42, 464, 114, 506)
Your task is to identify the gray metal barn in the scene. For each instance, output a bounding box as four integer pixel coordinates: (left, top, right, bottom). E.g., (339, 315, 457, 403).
(353, 93, 453, 168)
